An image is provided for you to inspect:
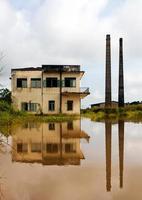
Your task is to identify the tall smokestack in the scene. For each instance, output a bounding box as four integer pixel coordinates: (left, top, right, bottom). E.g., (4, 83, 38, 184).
(105, 34, 112, 107)
(118, 38, 124, 107)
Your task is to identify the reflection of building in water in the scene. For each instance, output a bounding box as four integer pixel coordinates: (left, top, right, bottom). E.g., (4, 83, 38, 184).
(105, 120, 124, 192)
(12, 120, 90, 165)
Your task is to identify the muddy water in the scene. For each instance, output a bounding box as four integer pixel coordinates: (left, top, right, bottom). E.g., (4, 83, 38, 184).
(0, 118, 142, 200)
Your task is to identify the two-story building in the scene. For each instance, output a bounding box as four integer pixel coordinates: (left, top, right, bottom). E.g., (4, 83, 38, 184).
(11, 65, 89, 114)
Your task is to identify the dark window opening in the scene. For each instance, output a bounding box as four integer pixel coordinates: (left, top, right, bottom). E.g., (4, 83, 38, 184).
(17, 78, 27, 88)
(65, 143, 76, 153)
(17, 143, 28, 153)
(21, 102, 28, 111)
(67, 100, 73, 111)
(64, 78, 76, 87)
(49, 101, 55, 111)
(31, 78, 41, 88)
(49, 123, 55, 130)
(46, 144, 58, 153)
(67, 121, 73, 130)
(46, 78, 58, 87)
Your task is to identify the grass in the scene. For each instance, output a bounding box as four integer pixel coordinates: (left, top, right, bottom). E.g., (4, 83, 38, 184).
(81, 105, 142, 122)
(0, 100, 80, 126)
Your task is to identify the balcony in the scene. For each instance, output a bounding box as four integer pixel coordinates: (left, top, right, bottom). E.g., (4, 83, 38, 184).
(62, 87, 90, 98)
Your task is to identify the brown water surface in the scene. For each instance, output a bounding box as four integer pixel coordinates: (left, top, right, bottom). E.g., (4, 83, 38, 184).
(0, 118, 142, 200)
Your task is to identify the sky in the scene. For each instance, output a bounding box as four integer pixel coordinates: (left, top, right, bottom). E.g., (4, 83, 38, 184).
(0, 0, 142, 108)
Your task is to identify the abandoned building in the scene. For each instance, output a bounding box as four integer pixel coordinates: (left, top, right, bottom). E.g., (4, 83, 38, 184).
(11, 65, 90, 114)
(91, 101, 118, 109)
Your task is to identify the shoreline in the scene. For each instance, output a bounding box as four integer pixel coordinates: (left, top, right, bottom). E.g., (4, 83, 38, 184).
(81, 106, 142, 122)
(0, 112, 80, 125)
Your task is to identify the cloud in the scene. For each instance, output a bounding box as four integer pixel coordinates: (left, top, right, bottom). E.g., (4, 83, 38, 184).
(0, 0, 142, 106)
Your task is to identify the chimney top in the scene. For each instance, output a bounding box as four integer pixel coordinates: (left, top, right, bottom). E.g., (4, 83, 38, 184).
(106, 34, 110, 39)
(119, 38, 123, 46)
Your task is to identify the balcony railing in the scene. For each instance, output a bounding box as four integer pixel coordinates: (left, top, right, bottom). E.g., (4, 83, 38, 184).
(80, 87, 90, 94)
(62, 87, 90, 95)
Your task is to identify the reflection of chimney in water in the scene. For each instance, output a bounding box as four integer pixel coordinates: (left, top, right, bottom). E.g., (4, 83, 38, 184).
(105, 34, 112, 108)
(105, 121, 112, 191)
(118, 38, 124, 107)
(118, 120, 124, 188)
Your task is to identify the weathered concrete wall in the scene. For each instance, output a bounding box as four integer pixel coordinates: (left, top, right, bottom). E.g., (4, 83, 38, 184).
(11, 70, 42, 112)
(62, 95, 80, 114)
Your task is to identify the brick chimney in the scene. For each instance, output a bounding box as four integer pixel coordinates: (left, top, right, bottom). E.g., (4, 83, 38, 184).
(118, 38, 124, 107)
(105, 34, 112, 107)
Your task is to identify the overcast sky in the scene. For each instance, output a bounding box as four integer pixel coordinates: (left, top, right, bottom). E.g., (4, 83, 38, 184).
(0, 0, 142, 107)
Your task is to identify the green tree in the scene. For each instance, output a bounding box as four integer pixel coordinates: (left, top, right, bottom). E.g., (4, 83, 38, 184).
(0, 88, 11, 103)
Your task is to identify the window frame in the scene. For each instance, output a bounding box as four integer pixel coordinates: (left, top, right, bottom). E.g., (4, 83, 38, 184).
(21, 102, 38, 112)
(29, 103, 37, 112)
(21, 102, 28, 111)
(31, 78, 41, 88)
(64, 77, 76, 87)
(17, 78, 27, 88)
(49, 100, 55, 111)
(46, 77, 58, 87)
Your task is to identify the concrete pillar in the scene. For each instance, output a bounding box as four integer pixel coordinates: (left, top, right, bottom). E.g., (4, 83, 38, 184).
(105, 35, 112, 108)
(118, 38, 124, 107)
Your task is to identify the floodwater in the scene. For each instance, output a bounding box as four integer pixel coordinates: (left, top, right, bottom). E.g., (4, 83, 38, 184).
(0, 118, 142, 200)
